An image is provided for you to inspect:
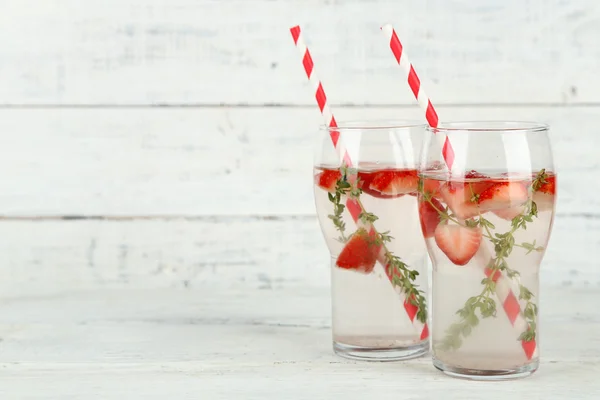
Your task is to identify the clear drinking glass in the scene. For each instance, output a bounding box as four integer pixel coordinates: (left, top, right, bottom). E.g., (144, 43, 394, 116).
(417, 121, 556, 379)
(314, 120, 430, 361)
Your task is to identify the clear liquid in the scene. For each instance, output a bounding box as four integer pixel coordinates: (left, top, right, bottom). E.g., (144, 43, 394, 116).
(421, 170, 555, 370)
(314, 165, 428, 349)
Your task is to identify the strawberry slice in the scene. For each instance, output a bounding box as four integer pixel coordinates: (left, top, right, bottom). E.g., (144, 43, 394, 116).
(419, 198, 444, 238)
(536, 174, 556, 195)
(358, 171, 399, 199)
(422, 179, 442, 199)
(493, 205, 526, 221)
(357, 170, 375, 190)
(315, 169, 341, 192)
(434, 224, 482, 266)
(438, 172, 495, 220)
(439, 183, 480, 220)
(463, 171, 497, 195)
(366, 169, 418, 198)
(533, 174, 556, 212)
(336, 228, 380, 273)
(478, 182, 529, 212)
(464, 170, 487, 179)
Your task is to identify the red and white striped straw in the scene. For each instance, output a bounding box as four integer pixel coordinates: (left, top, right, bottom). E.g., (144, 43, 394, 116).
(380, 25, 455, 170)
(290, 25, 428, 341)
(381, 23, 536, 359)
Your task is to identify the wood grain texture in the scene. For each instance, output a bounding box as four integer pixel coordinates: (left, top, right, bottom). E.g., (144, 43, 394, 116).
(0, 217, 596, 294)
(0, 0, 597, 105)
(0, 287, 598, 399)
(0, 3, 596, 394)
(0, 106, 595, 216)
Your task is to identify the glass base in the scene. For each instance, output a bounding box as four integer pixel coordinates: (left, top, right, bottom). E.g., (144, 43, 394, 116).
(433, 357, 538, 381)
(333, 340, 428, 361)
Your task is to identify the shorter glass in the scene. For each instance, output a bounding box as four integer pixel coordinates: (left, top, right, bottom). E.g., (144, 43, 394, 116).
(314, 121, 430, 361)
(418, 121, 556, 380)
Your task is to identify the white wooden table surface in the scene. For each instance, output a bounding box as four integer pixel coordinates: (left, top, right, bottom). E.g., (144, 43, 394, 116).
(0, 286, 598, 399)
(1, 1, 599, 398)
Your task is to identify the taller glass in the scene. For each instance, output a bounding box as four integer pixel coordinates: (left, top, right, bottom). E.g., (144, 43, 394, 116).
(314, 121, 429, 361)
(418, 121, 556, 379)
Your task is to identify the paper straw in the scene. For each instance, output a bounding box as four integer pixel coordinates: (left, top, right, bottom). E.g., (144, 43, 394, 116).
(290, 25, 428, 340)
(381, 23, 536, 359)
(380, 25, 454, 169)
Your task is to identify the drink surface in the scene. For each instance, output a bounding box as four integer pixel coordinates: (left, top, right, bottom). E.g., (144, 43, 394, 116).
(313, 164, 428, 348)
(419, 169, 556, 369)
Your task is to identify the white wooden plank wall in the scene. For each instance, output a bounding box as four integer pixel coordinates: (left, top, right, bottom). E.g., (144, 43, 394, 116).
(0, 0, 598, 105)
(0, 0, 598, 293)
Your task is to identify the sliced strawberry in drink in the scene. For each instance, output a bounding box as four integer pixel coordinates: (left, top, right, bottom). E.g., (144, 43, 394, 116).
(367, 169, 419, 198)
(357, 170, 375, 190)
(336, 228, 380, 273)
(464, 170, 496, 192)
(438, 172, 496, 219)
(493, 205, 526, 221)
(537, 174, 556, 194)
(359, 170, 392, 198)
(419, 197, 444, 238)
(423, 179, 442, 199)
(533, 174, 556, 211)
(315, 169, 341, 192)
(478, 182, 529, 212)
(360, 171, 401, 199)
(434, 224, 482, 266)
(439, 183, 480, 220)
(464, 170, 487, 179)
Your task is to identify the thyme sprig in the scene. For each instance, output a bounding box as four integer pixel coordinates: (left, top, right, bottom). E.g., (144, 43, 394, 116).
(421, 170, 548, 350)
(327, 165, 427, 324)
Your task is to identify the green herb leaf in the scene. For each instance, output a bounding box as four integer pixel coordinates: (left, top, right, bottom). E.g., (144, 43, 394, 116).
(328, 168, 429, 325)
(359, 211, 378, 224)
(465, 219, 479, 228)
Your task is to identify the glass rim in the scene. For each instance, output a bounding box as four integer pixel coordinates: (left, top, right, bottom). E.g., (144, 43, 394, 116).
(320, 119, 426, 131)
(426, 121, 549, 133)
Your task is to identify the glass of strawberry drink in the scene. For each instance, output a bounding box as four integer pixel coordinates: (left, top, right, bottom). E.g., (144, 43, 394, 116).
(418, 122, 556, 379)
(314, 121, 430, 360)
